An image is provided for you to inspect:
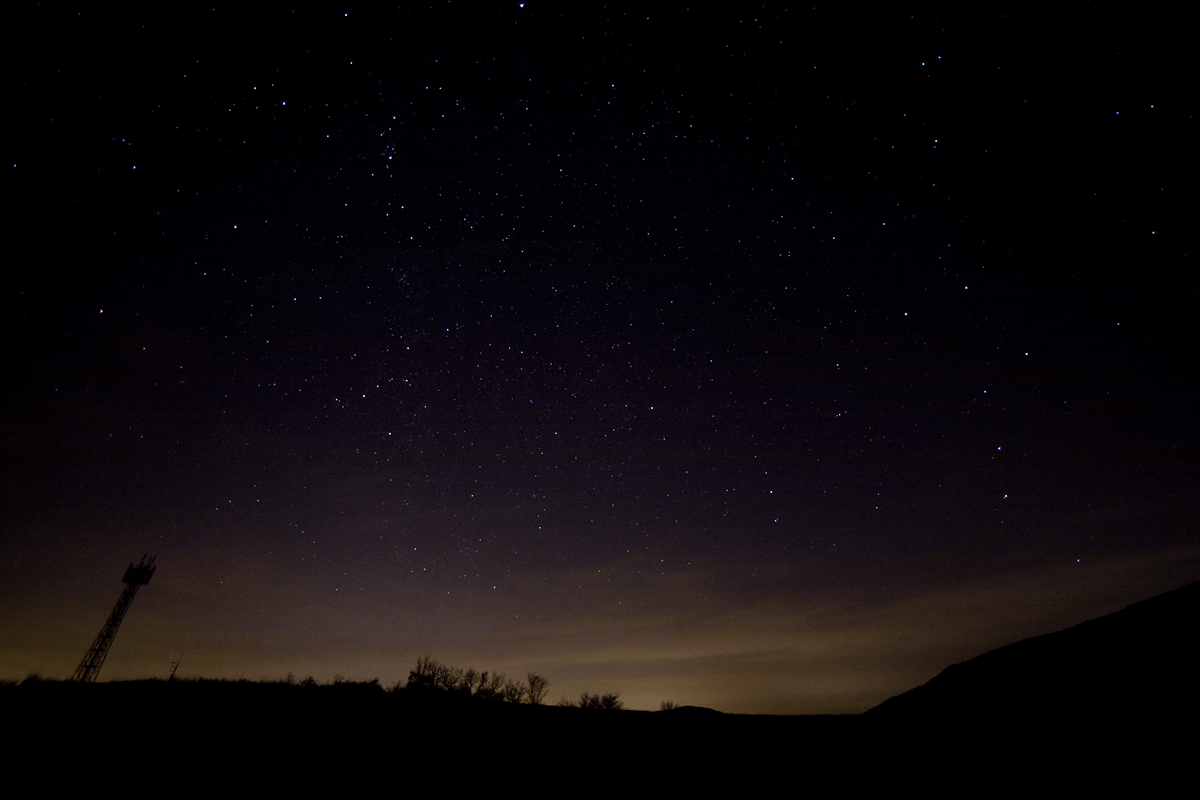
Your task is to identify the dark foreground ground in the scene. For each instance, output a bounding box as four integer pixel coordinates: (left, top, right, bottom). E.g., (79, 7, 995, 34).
(13, 586, 1193, 785)
(5, 678, 1187, 790)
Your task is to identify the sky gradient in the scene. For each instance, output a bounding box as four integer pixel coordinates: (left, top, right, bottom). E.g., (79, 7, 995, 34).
(4, 3, 1196, 713)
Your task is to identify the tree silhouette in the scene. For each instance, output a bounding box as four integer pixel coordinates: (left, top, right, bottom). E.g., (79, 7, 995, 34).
(475, 671, 506, 701)
(527, 673, 550, 705)
(408, 655, 463, 693)
(501, 677, 527, 704)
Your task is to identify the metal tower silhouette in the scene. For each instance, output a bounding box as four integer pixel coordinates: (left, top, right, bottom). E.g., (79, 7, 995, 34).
(72, 555, 156, 683)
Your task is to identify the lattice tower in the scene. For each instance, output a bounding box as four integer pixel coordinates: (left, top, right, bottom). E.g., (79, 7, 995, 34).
(72, 555, 156, 683)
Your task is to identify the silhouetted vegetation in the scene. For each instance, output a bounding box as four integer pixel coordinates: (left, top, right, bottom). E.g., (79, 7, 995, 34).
(557, 690, 623, 710)
(583, 690, 624, 710)
(527, 672, 550, 705)
(401, 655, 548, 705)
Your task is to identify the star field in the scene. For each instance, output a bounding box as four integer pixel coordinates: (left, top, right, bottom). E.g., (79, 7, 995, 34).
(3, 3, 1195, 713)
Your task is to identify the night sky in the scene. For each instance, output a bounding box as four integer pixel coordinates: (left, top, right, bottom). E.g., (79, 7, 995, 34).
(4, 3, 1196, 713)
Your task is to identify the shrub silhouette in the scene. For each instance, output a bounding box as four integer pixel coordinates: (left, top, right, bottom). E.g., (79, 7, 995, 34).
(578, 690, 623, 710)
(405, 656, 545, 704)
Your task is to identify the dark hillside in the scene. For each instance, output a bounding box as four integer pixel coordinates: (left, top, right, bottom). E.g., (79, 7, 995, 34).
(869, 581, 1199, 724)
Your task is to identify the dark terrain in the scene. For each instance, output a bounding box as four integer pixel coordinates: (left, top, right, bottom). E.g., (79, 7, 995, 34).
(8, 581, 1194, 787)
(870, 580, 1199, 723)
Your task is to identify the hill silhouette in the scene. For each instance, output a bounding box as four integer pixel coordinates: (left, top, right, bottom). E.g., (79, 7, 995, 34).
(869, 580, 1199, 724)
